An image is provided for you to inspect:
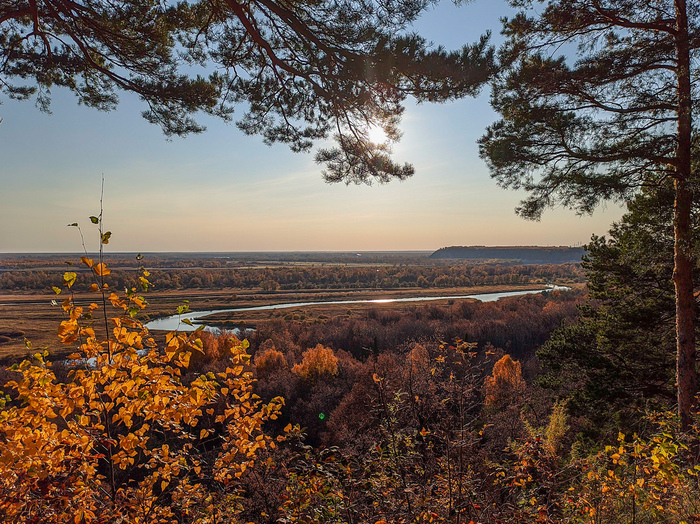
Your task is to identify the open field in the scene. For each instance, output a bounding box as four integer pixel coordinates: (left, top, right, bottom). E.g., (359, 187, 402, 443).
(0, 282, 567, 361)
(0, 251, 585, 361)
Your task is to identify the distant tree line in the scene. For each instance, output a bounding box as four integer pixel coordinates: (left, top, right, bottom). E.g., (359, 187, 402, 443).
(0, 263, 583, 292)
(430, 246, 586, 264)
(0, 252, 435, 270)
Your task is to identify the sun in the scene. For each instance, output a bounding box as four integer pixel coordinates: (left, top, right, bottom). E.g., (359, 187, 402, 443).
(367, 125, 389, 144)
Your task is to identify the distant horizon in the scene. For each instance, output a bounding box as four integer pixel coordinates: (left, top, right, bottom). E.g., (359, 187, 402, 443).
(0, 244, 587, 256)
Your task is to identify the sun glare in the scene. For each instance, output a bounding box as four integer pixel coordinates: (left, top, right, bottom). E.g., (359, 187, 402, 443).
(367, 125, 389, 144)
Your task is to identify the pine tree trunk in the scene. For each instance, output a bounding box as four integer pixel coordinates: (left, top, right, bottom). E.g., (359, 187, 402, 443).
(674, 179, 696, 430)
(674, 0, 697, 431)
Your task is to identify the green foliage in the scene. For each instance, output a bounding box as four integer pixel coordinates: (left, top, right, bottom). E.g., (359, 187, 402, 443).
(479, 1, 700, 426)
(479, 1, 696, 219)
(537, 188, 699, 435)
(522, 399, 569, 458)
(0, 0, 224, 135)
(1, 0, 495, 181)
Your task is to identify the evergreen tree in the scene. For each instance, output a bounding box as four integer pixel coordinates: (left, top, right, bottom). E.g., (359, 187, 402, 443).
(479, 0, 699, 427)
(0, 0, 495, 181)
(538, 185, 700, 435)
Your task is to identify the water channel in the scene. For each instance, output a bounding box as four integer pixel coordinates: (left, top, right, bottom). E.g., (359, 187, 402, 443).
(144, 285, 570, 332)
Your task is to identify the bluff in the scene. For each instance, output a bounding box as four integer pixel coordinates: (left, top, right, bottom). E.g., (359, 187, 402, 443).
(429, 246, 586, 264)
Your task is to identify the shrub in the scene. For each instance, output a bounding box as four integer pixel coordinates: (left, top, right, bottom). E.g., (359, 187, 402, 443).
(255, 347, 289, 379)
(0, 259, 284, 523)
(292, 344, 339, 384)
(483, 354, 526, 408)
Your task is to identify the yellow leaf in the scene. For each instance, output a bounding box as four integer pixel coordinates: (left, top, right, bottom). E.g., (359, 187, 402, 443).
(81, 256, 94, 268)
(58, 320, 79, 344)
(191, 388, 202, 403)
(64, 272, 77, 288)
(94, 263, 111, 276)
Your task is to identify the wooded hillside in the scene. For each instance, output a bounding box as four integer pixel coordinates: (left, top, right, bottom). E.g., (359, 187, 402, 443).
(430, 246, 586, 264)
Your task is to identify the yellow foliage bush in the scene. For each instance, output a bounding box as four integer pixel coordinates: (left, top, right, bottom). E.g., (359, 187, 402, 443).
(291, 344, 339, 383)
(567, 413, 700, 524)
(483, 354, 526, 407)
(500, 406, 700, 524)
(255, 347, 289, 378)
(0, 259, 284, 524)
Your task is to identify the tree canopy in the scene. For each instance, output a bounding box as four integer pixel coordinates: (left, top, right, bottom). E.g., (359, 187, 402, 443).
(480, 0, 698, 218)
(538, 187, 698, 436)
(0, 0, 495, 182)
(479, 0, 700, 427)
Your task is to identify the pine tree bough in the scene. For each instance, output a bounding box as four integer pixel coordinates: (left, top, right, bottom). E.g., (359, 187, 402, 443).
(0, 0, 496, 182)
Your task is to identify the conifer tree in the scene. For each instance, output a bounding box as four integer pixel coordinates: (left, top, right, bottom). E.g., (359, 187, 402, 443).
(479, 0, 699, 427)
(537, 187, 700, 434)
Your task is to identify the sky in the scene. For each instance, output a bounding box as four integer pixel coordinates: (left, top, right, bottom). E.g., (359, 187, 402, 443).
(0, 1, 625, 253)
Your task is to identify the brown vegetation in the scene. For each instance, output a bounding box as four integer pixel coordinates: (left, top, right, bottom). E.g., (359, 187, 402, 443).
(0, 254, 583, 293)
(2, 256, 698, 524)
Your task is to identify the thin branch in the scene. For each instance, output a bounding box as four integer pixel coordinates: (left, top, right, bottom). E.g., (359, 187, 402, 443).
(224, 0, 330, 97)
(591, 0, 677, 35)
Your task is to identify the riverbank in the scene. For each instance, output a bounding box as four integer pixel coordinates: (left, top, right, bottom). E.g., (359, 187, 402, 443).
(144, 286, 571, 332)
(0, 283, 581, 361)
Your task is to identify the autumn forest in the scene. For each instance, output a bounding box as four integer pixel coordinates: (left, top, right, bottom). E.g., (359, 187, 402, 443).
(1, 224, 698, 523)
(3, 0, 700, 523)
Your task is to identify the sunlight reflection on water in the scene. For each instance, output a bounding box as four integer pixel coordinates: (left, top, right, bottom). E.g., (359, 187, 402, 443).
(144, 286, 570, 333)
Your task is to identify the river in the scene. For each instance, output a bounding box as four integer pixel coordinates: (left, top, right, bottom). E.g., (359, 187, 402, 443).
(144, 285, 570, 332)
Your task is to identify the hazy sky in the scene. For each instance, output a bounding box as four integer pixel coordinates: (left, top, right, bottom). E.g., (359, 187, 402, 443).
(0, 1, 625, 253)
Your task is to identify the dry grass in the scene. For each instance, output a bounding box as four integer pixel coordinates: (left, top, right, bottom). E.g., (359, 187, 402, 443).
(0, 296, 65, 361)
(0, 283, 558, 361)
